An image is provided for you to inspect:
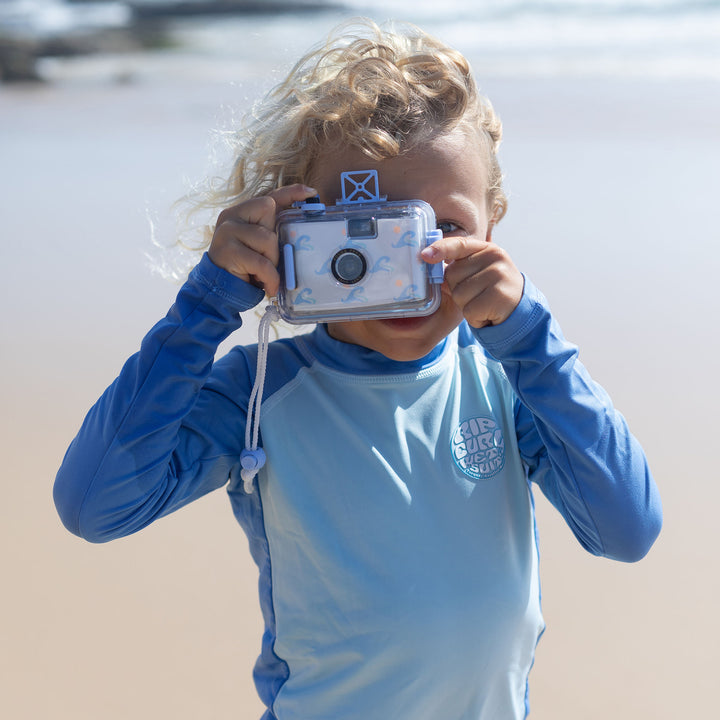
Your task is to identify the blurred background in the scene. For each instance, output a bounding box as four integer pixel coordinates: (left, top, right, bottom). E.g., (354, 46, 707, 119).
(2, 1, 719, 718)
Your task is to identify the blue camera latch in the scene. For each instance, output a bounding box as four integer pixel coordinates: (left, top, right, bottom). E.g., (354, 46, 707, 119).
(283, 244, 297, 291)
(337, 170, 387, 205)
(424, 228, 444, 284)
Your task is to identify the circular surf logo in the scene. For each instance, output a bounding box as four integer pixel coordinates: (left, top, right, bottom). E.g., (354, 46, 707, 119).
(451, 416, 505, 480)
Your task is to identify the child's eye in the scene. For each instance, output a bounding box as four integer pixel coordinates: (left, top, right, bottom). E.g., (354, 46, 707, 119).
(437, 221, 460, 236)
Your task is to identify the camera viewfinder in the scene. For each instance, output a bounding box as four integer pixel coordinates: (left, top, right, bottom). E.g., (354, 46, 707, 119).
(346, 217, 377, 239)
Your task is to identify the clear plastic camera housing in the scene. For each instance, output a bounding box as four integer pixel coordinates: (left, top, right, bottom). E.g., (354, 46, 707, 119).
(276, 199, 443, 324)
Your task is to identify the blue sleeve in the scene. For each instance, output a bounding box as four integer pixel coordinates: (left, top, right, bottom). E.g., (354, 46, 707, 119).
(53, 253, 264, 543)
(473, 277, 662, 562)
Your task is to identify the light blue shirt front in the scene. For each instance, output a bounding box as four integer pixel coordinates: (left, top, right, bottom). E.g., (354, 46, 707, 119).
(234, 328, 542, 719)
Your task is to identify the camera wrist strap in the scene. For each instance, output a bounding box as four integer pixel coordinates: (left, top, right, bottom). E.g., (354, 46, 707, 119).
(240, 300, 279, 494)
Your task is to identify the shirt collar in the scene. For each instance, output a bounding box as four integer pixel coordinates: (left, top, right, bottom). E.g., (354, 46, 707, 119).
(299, 323, 454, 375)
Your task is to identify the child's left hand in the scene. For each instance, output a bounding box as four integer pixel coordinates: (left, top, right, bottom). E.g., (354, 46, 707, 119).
(421, 237, 524, 329)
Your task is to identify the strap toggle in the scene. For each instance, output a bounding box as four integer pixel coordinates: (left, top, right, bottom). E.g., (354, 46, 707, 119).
(241, 300, 279, 493)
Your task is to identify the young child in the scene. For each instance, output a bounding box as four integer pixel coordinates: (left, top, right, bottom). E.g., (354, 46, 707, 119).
(54, 19, 662, 720)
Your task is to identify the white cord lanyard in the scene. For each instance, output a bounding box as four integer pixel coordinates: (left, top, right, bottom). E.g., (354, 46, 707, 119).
(240, 300, 279, 493)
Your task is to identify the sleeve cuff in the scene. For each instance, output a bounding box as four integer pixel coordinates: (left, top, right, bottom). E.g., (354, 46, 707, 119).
(188, 252, 266, 311)
(471, 275, 548, 358)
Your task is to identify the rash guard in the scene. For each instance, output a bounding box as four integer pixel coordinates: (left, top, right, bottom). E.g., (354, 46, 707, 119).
(54, 253, 662, 720)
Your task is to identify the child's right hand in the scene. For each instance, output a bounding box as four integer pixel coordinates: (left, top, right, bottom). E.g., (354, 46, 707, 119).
(208, 183, 317, 297)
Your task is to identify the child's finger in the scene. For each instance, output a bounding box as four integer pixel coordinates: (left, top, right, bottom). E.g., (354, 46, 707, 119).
(209, 184, 317, 293)
(216, 196, 279, 233)
(212, 220, 278, 267)
(216, 184, 316, 232)
(442, 242, 511, 291)
(420, 235, 489, 264)
(442, 244, 524, 328)
(209, 219, 279, 294)
(210, 224, 281, 295)
(230, 243, 281, 296)
(267, 183, 318, 215)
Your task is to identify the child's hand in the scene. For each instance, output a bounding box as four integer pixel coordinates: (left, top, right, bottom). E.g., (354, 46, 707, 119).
(208, 184, 317, 297)
(421, 237, 524, 329)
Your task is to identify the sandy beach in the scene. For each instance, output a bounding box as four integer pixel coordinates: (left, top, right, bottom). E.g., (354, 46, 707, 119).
(2, 12, 719, 718)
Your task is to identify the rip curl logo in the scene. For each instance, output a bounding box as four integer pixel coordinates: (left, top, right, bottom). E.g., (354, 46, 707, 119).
(451, 416, 505, 480)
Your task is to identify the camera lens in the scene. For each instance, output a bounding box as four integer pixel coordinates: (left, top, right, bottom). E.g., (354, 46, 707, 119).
(331, 248, 367, 285)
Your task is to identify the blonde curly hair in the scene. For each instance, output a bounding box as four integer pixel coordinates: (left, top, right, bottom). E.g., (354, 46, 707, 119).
(188, 18, 506, 251)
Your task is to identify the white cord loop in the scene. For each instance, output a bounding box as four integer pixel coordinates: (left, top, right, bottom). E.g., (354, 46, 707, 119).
(240, 300, 280, 493)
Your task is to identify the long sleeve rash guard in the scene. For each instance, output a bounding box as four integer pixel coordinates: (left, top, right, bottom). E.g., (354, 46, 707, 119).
(54, 253, 662, 720)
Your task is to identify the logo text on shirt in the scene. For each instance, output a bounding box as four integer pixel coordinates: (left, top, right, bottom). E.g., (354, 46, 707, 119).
(451, 416, 505, 480)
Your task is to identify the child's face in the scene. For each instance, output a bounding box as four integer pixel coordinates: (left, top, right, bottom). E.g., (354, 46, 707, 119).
(309, 127, 493, 362)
